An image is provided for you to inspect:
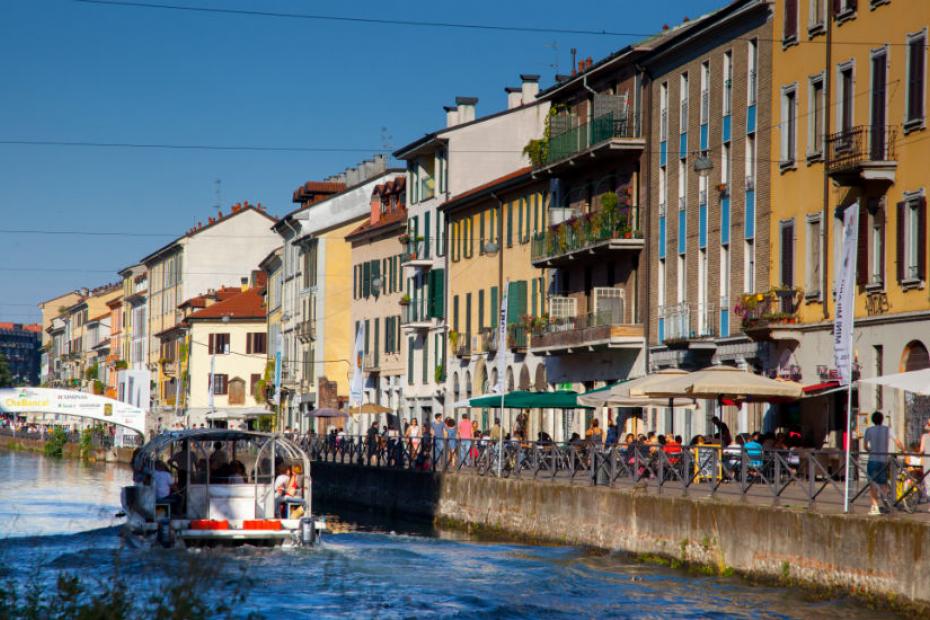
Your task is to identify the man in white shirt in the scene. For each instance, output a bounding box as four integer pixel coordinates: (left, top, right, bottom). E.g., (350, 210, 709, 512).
(864, 411, 904, 515)
(274, 464, 291, 517)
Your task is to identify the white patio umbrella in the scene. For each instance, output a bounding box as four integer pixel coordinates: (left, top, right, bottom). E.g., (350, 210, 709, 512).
(859, 368, 930, 396)
(578, 369, 697, 408)
(642, 365, 803, 400)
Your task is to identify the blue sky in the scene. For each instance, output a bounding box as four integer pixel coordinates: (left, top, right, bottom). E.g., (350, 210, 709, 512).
(0, 0, 725, 322)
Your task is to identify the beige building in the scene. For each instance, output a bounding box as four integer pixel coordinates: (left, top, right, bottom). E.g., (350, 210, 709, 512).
(140, 202, 279, 410)
(182, 286, 269, 427)
(346, 176, 407, 430)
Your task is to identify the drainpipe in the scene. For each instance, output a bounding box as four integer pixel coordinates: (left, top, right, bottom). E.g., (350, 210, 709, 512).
(822, 2, 833, 321)
(639, 65, 653, 375)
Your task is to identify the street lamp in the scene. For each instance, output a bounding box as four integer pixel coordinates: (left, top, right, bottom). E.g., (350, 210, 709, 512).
(483, 241, 499, 256)
(371, 276, 383, 296)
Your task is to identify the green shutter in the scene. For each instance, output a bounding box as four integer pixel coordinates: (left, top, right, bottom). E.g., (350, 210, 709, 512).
(374, 319, 380, 365)
(478, 289, 485, 329)
(428, 268, 445, 318)
(453, 294, 460, 332)
(480, 212, 486, 250)
(353, 266, 358, 299)
(532, 194, 538, 234)
(424, 211, 431, 258)
(490, 287, 498, 327)
(362, 262, 371, 297)
(532, 279, 538, 317)
(507, 202, 513, 247)
(372, 260, 380, 297)
(465, 292, 472, 339)
(507, 281, 528, 325)
(518, 198, 524, 243)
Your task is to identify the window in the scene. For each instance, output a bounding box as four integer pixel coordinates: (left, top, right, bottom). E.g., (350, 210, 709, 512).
(784, 0, 798, 44)
(723, 51, 733, 116)
(835, 0, 856, 18)
(747, 39, 757, 106)
(809, 0, 825, 34)
(211, 373, 228, 395)
(250, 373, 261, 396)
(659, 82, 668, 141)
(302, 241, 318, 288)
(246, 332, 267, 354)
(780, 85, 798, 166)
(700, 62, 710, 124)
(858, 199, 885, 287)
(676, 255, 686, 302)
(906, 30, 927, 129)
(806, 215, 822, 297)
(679, 73, 689, 134)
(871, 50, 888, 160)
(897, 196, 927, 282)
(744, 239, 756, 292)
(808, 74, 825, 158)
(208, 333, 230, 355)
(838, 63, 854, 135)
(780, 220, 795, 286)
(873, 345, 884, 410)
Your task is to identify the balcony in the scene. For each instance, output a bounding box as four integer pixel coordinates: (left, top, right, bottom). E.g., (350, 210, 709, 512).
(660, 301, 719, 348)
(297, 319, 316, 342)
(479, 326, 498, 356)
(536, 111, 643, 172)
(530, 288, 644, 354)
(531, 206, 642, 267)
(401, 303, 433, 331)
(737, 288, 803, 342)
(453, 335, 472, 359)
(507, 325, 529, 353)
(363, 353, 380, 373)
(400, 237, 432, 269)
(827, 125, 897, 185)
(419, 176, 436, 201)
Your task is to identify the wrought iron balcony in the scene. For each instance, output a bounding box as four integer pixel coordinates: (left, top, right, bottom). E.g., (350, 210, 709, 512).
(401, 304, 432, 331)
(659, 301, 718, 346)
(737, 287, 803, 342)
(827, 125, 897, 185)
(541, 111, 642, 169)
(400, 238, 431, 268)
(297, 319, 316, 342)
(479, 326, 498, 355)
(453, 336, 472, 359)
(363, 353, 380, 373)
(530, 289, 644, 353)
(507, 325, 528, 353)
(530, 206, 642, 267)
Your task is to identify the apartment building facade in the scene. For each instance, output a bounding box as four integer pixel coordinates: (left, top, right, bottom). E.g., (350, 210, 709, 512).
(274, 158, 399, 431)
(0, 323, 41, 385)
(393, 78, 549, 421)
(141, 202, 279, 410)
(347, 176, 408, 429)
(770, 0, 930, 443)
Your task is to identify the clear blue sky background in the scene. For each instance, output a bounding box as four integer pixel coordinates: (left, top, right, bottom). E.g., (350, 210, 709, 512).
(0, 0, 724, 322)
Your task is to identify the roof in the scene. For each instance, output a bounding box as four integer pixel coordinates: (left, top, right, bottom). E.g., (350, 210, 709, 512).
(292, 180, 346, 204)
(345, 207, 408, 241)
(439, 166, 533, 214)
(89, 312, 110, 322)
(186, 287, 266, 321)
(139, 203, 278, 266)
(178, 286, 241, 310)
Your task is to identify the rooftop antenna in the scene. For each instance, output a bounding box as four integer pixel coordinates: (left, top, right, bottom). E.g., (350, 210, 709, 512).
(570, 47, 577, 74)
(213, 178, 222, 210)
(380, 126, 393, 159)
(545, 41, 559, 73)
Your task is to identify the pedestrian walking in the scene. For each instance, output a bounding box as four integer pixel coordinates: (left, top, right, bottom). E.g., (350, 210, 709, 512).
(864, 411, 904, 515)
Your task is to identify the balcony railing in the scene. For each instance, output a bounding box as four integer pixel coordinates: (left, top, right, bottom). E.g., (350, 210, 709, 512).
(827, 125, 897, 181)
(297, 319, 316, 342)
(363, 353, 379, 372)
(660, 301, 719, 343)
(479, 326, 498, 355)
(545, 111, 638, 166)
(507, 325, 528, 352)
(661, 302, 691, 343)
(737, 288, 803, 332)
(454, 337, 472, 358)
(531, 289, 643, 351)
(531, 206, 641, 264)
(401, 304, 431, 327)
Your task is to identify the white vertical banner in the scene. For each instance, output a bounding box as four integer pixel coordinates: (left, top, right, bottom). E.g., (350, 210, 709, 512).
(208, 353, 216, 411)
(272, 332, 283, 405)
(349, 324, 365, 406)
(495, 282, 509, 394)
(833, 201, 859, 385)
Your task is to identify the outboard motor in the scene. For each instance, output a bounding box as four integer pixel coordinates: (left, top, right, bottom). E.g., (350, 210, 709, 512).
(156, 518, 174, 548)
(299, 517, 317, 546)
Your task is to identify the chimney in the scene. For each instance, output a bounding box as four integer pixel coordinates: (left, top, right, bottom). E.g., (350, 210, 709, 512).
(455, 96, 478, 124)
(240, 277, 248, 292)
(520, 74, 540, 102)
(505, 86, 522, 109)
(444, 105, 459, 127)
(585, 57, 593, 70)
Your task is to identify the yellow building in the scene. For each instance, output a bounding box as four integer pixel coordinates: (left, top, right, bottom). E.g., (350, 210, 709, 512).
(768, 0, 930, 442)
(442, 167, 557, 435)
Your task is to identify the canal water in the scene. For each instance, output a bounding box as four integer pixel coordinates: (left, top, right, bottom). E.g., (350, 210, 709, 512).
(0, 450, 889, 618)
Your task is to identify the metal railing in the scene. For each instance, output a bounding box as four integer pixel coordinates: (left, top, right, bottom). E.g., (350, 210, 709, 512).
(737, 288, 802, 330)
(401, 238, 425, 263)
(531, 206, 640, 262)
(507, 325, 528, 351)
(660, 302, 691, 343)
(827, 125, 897, 176)
(479, 326, 498, 354)
(307, 435, 930, 514)
(546, 111, 638, 165)
(401, 303, 430, 326)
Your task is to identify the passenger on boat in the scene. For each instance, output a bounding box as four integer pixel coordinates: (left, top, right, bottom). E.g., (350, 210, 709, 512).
(274, 464, 291, 517)
(154, 460, 182, 514)
(209, 442, 228, 473)
(228, 461, 247, 483)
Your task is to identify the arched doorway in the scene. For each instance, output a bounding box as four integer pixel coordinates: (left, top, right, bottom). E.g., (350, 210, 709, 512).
(900, 340, 930, 444)
(534, 365, 547, 391)
(518, 364, 531, 391)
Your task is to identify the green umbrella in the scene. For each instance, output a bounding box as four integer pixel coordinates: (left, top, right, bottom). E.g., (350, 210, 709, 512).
(467, 390, 592, 409)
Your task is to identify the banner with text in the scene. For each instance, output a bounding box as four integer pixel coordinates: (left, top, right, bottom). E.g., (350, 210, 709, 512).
(834, 201, 859, 385)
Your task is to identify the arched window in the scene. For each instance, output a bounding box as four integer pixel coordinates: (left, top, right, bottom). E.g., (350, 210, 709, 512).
(902, 340, 930, 373)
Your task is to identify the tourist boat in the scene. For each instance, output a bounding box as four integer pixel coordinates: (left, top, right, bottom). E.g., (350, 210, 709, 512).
(121, 429, 324, 548)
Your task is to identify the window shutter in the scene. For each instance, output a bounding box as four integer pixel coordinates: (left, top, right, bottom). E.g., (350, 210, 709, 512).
(479, 212, 486, 251)
(915, 38, 926, 121)
(856, 208, 869, 286)
(877, 206, 886, 284)
(896, 201, 906, 282)
(428, 269, 445, 318)
(208, 333, 215, 355)
(507, 202, 513, 247)
(785, 0, 798, 40)
(490, 287, 498, 327)
(374, 319, 379, 366)
(424, 211, 431, 258)
(832, 0, 841, 16)
(847, 0, 856, 10)
(919, 197, 928, 281)
(246, 333, 252, 355)
(372, 260, 381, 297)
(783, 224, 794, 286)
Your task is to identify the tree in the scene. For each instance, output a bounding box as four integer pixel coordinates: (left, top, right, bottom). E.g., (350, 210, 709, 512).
(0, 353, 13, 388)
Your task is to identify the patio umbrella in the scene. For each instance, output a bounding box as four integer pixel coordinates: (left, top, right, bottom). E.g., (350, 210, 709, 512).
(642, 365, 803, 400)
(348, 402, 393, 415)
(859, 368, 930, 396)
(467, 390, 593, 409)
(306, 408, 348, 418)
(578, 369, 697, 408)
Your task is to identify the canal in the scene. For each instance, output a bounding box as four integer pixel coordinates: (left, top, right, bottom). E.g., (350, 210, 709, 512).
(0, 450, 889, 618)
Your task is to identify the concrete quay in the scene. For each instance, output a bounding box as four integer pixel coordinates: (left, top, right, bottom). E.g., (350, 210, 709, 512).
(312, 462, 930, 611)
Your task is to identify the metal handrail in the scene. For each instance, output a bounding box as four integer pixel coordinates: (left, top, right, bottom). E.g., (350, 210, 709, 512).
(308, 435, 930, 514)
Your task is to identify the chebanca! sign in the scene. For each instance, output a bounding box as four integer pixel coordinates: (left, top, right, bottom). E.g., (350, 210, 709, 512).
(0, 387, 146, 435)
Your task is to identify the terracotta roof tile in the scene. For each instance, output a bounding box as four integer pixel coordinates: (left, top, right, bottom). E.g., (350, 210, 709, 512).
(186, 288, 266, 321)
(442, 166, 532, 208)
(0, 322, 41, 333)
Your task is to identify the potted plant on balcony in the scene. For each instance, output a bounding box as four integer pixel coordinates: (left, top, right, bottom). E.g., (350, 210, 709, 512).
(398, 232, 410, 246)
(399, 294, 411, 306)
(448, 330, 460, 351)
(434, 364, 445, 383)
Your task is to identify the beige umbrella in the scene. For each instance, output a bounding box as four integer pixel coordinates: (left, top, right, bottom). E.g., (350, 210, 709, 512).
(642, 365, 803, 400)
(348, 402, 393, 415)
(578, 369, 697, 408)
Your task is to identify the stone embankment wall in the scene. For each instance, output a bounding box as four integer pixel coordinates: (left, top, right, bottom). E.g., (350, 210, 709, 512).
(0, 434, 134, 463)
(312, 463, 930, 609)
